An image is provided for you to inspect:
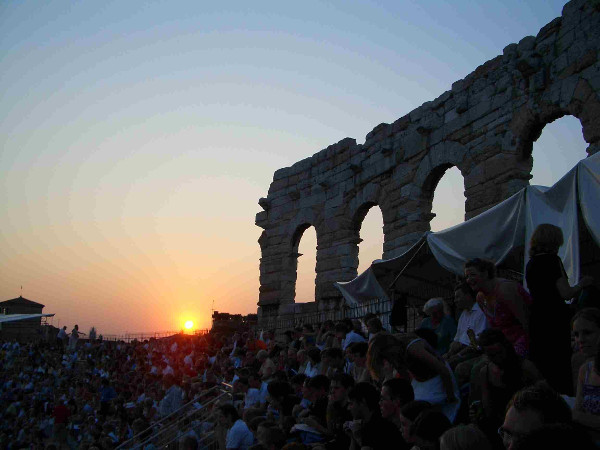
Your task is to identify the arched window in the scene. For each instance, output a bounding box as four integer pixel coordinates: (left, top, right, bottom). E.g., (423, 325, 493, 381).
(295, 225, 317, 303)
(530, 116, 587, 187)
(357, 205, 384, 274)
(430, 166, 466, 232)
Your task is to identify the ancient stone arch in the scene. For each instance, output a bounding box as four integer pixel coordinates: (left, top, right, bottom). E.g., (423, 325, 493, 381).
(256, 0, 600, 320)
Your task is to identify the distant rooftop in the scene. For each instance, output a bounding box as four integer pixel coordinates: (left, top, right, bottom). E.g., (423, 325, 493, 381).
(0, 296, 45, 308)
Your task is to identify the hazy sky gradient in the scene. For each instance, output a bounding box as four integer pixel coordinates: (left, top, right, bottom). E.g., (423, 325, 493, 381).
(0, 0, 589, 334)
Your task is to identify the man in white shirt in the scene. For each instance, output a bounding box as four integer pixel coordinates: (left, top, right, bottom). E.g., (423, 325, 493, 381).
(233, 377, 260, 410)
(219, 404, 254, 450)
(336, 323, 366, 351)
(443, 282, 488, 383)
(158, 374, 184, 417)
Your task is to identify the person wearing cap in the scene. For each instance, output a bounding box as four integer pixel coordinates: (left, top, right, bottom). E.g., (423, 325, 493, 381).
(420, 298, 457, 355)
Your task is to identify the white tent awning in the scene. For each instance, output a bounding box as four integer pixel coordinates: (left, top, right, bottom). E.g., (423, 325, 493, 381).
(335, 153, 600, 306)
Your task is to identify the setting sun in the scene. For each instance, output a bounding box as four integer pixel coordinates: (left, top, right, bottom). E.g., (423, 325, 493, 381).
(184, 320, 194, 330)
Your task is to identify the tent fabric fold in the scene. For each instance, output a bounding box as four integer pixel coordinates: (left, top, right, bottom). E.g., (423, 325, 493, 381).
(335, 153, 600, 306)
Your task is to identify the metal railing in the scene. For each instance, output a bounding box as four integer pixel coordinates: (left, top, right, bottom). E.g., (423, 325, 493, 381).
(100, 330, 210, 343)
(117, 382, 232, 449)
(261, 297, 426, 335)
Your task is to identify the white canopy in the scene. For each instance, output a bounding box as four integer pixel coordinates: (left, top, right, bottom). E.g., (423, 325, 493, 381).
(335, 153, 600, 306)
(0, 313, 55, 324)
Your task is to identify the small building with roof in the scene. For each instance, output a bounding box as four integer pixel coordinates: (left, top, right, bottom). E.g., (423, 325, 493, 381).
(0, 296, 46, 341)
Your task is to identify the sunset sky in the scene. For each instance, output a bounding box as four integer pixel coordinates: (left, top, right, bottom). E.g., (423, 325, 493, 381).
(0, 0, 589, 335)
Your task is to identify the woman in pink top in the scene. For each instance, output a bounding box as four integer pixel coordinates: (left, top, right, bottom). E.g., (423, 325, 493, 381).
(464, 259, 530, 357)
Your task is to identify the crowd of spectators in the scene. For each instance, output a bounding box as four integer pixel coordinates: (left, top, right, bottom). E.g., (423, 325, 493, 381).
(1, 223, 599, 450)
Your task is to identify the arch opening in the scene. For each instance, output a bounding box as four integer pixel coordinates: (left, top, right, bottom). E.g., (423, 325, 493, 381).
(355, 204, 385, 274)
(430, 166, 466, 232)
(530, 115, 588, 187)
(294, 225, 317, 303)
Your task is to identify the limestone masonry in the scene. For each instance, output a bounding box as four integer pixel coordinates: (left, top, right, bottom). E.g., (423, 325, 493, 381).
(256, 0, 600, 322)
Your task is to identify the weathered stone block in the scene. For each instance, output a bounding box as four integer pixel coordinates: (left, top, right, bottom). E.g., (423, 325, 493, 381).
(409, 105, 425, 122)
(255, 211, 268, 227)
(517, 36, 536, 53)
(452, 79, 466, 93)
(444, 108, 459, 123)
(268, 178, 288, 194)
(537, 17, 563, 41)
(402, 130, 426, 159)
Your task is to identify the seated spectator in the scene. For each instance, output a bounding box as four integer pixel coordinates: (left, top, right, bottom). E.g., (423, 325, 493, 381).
(398, 401, 432, 446)
(219, 404, 254, 450)
(335, 322, 365, 351)
(99, 378, 117, 416)
(465, 258, 530, 357)
(361, 312, 378, 338)
(478, 329, 542, 432)
(573, 337, 600, 440)
(283, 330, 295, 349)
(302, 324, 317, 348)
(316, 321, 336, 350)
(275, 348, 287, 373)
(304, 348, 322, 378)
(379, 378, 414, 432)
(320, 347, 345, 378)
(290, 373, 307, 399)
(368, 333, 460, 422)
(499, 381, 572, 450)
(324, 372, 354, 449)
(257, 350, 276, 380)
(420, 298, 457, 355)
(366, 316, 387, 341)
(348, 342, 370, 383)
(298, 375, 330, 428)
(571, 308, 600, 394)
(255, 421, 287, 450)
(235, 377, 260, 411)
(285, 348, 299, 376)
(346, 382, 404, 450)
(247, 371, 268, 408)
(181, 434, 199, 450)
(296, 350, 308, 376)
(299, 373, 354, 450)
(410, 410, 451, 450)
(158, 374, 184, 417)
(266, 380, 298, 425)
(443, 282, 487, 371)
(247, 416, 266, 440)
(439, 424, 492, 450)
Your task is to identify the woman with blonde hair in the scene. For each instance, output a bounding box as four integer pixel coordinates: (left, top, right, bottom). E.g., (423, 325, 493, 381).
(526, 223, 594, 394)
(367, 332, 460, 423)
